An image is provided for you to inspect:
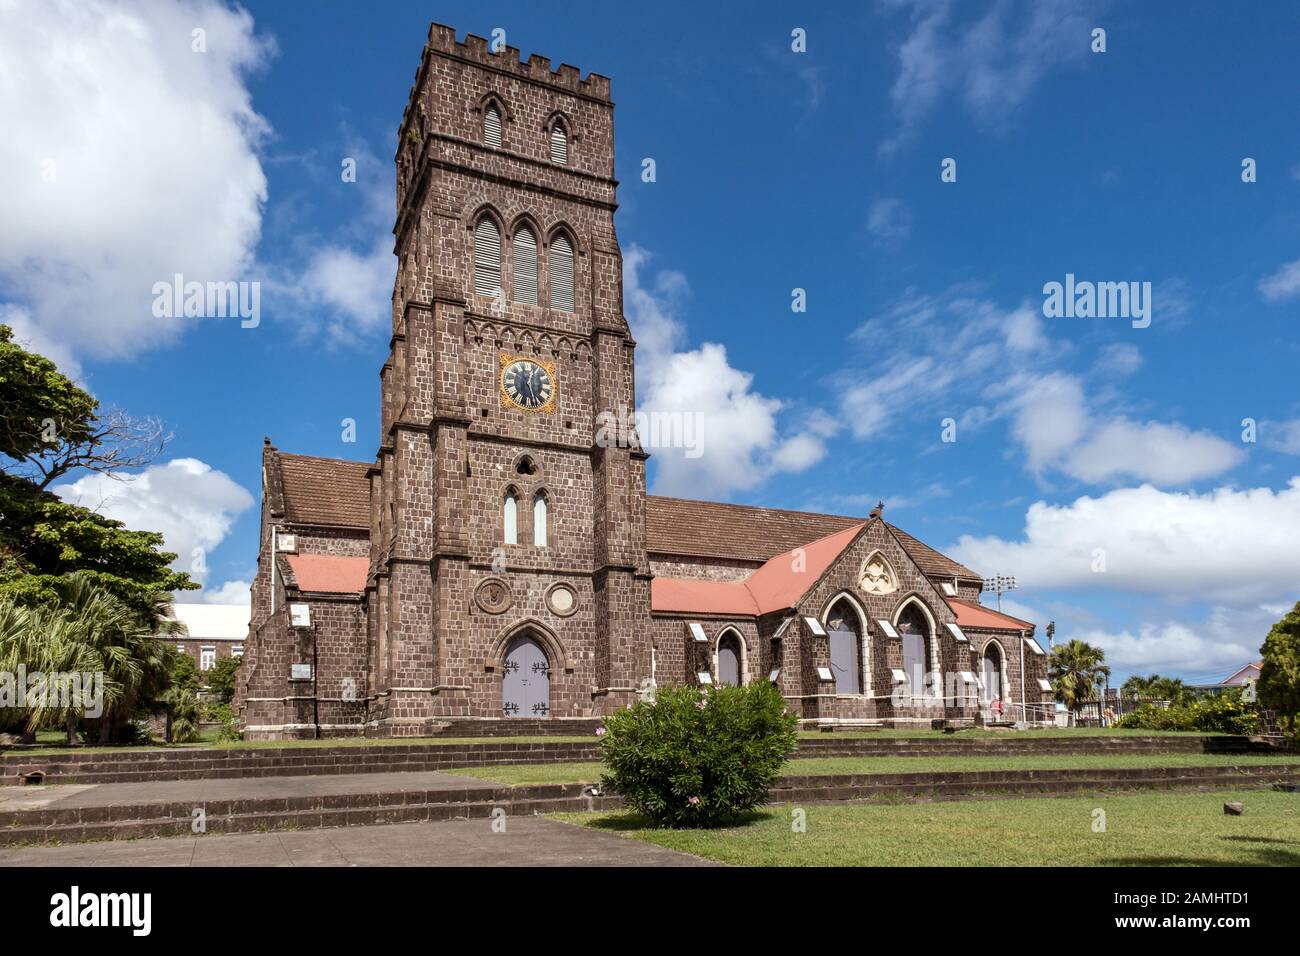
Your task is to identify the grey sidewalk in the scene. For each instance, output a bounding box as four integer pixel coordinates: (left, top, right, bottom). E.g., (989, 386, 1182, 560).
(0, 816, 716, 867)
(0, 769, 499, 812)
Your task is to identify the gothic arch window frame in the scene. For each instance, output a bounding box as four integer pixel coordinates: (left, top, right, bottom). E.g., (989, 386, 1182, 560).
(820, 591, 871, 697)
(891, 594, 940, 701)
(858, 549, 900, 596)
(485, 617, 574, 674)
(544, 224, 580, 313)
(544, 110, 574, 165)
(512, 452, 541, 478)
(502, 484, 520, 546)
(508, 215, 542, 307)
(980, 637, 1011, 705)
(712, 626, 748, 687)
(475, 92, 512, 149)
(468, 206, 507, 301)
(531, 488, 550, 548)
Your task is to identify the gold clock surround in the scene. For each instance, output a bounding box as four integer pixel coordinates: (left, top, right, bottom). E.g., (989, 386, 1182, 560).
(499, 353, 557, 414)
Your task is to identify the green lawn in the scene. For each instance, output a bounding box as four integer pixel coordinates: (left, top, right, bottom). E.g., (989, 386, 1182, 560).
(451, 752, 1300, 786)
(553, 790, 1300, 866)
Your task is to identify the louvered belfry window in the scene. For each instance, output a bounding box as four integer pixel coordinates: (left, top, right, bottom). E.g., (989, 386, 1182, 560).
(549, 123, 568, 165)
(473, 218, 502, 298)
(484, 104, 502, 148)
(512, 227, 538, 304)
(548, 234, 574, 311)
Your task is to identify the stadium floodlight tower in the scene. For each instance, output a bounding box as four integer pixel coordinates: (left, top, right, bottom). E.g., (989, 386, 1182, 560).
(981, 574, 1018, 612)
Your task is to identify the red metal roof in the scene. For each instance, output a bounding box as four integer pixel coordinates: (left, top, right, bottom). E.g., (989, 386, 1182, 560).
(650, 578, 759, 615)
(285, 554, 369, 594)
(946, 598, 1034, 632)
(650, 523, 864, 616)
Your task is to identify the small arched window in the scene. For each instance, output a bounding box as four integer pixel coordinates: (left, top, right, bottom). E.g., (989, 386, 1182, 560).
(548, 234, 574, 312)
(533, 493, 548, 547)
(503, 490, 518, 545)
(549, 122, 568, 165)
(512, 226, 538, 305)
(484, 104, 503, 148)
(473, 217, 502, 298)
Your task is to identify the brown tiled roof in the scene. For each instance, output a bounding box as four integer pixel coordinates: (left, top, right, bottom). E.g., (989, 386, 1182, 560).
(645, 496, 980, 581)
(885, 524, 981, 582)
(277, 453, 371, 529)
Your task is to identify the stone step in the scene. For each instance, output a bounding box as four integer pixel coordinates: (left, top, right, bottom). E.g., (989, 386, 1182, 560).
(3, 764, 1297, 845)
(3, 735, 1287, 787)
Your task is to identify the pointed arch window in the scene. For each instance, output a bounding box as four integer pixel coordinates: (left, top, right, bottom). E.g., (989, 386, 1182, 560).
(503, 490, 518, 545)
(484, 104, 502, 148)
(473, 217, 502, 298)
(533, 493, 548, 547)
(512, 227, 538, 305)
(548, 234, 574, 311)
(549, 122, 568, 165)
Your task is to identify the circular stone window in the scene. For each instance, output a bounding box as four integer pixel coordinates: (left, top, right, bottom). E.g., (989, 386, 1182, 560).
(475, 578, 513, 615)
(545, 583, 578, 617)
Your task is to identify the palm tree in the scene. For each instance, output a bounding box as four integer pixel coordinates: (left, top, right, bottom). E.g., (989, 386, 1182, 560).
(1048, 639, 1111, 725)
(0, 573, 183, 744)
(1122, 673, 1191, 704)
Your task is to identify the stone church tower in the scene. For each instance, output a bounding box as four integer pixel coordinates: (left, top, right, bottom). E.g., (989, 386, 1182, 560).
(235, 24, 1056, 740)
(365, 24, 652, 733)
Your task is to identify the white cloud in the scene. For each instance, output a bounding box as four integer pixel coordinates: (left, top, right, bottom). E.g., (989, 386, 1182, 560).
(197, 579, 252, 606)
(867, 198, 912, 245)
(1062, 419, 1244, 485)
(1076, 621, 1257, 676)
(1093, 342, 1142, 376)
(841, 290, 1054, 440)
(1259, 258, 1300, 302)
(297, 240, 394, 339)
(53, 458, 255, 583)
(882, 0, 1098, 151)
(1005, 372, 1089, 473)
(276, 136, 396, 341)
(998, 371, 1242, 485)
(948, 477, 1300, 603)
(0, 0, 273, 362)
(1263, 418, 1300, 455)
(624, 248, 825, 496)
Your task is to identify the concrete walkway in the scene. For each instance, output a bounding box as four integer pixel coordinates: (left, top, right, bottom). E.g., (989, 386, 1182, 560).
(0, 816, 714, 867)
(0, 770, 496, 812)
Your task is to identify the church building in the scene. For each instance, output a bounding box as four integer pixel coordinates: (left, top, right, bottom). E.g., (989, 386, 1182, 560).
(236, 24, 1053, 739)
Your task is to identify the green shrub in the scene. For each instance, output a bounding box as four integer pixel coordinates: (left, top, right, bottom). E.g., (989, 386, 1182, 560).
(1115, 690, 1260, 735)
(598, 681, 798, 828)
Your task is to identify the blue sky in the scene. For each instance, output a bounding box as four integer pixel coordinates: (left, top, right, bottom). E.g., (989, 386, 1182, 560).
(2, 0, 1299, 682)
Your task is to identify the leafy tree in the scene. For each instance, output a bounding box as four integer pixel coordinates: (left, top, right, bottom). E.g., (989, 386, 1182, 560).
(0, 326, 194, 621)
(1258, 601, 1300, 735)
(0, 574, 185, 743)
(0, 324, 166, 490)
(0, 472, 198, 620)
(205, 654, 241, 704)
(1121, 673, 1192, 703)
(599, 682, 797, 828)
(160, 686, 202, 743)
(1048, 639, 1111, 724)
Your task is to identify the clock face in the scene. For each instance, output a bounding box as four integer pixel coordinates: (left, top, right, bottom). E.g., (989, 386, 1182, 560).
(500, 357, 556, 412)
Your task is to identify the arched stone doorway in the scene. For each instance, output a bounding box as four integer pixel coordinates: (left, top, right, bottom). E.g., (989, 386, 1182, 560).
(982, 641, 1004, 704)
(502, 633, 550, 717)
(716, 631, 742, 686)
(826, 597, 862, 695)
(896, 603, 932, 699)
